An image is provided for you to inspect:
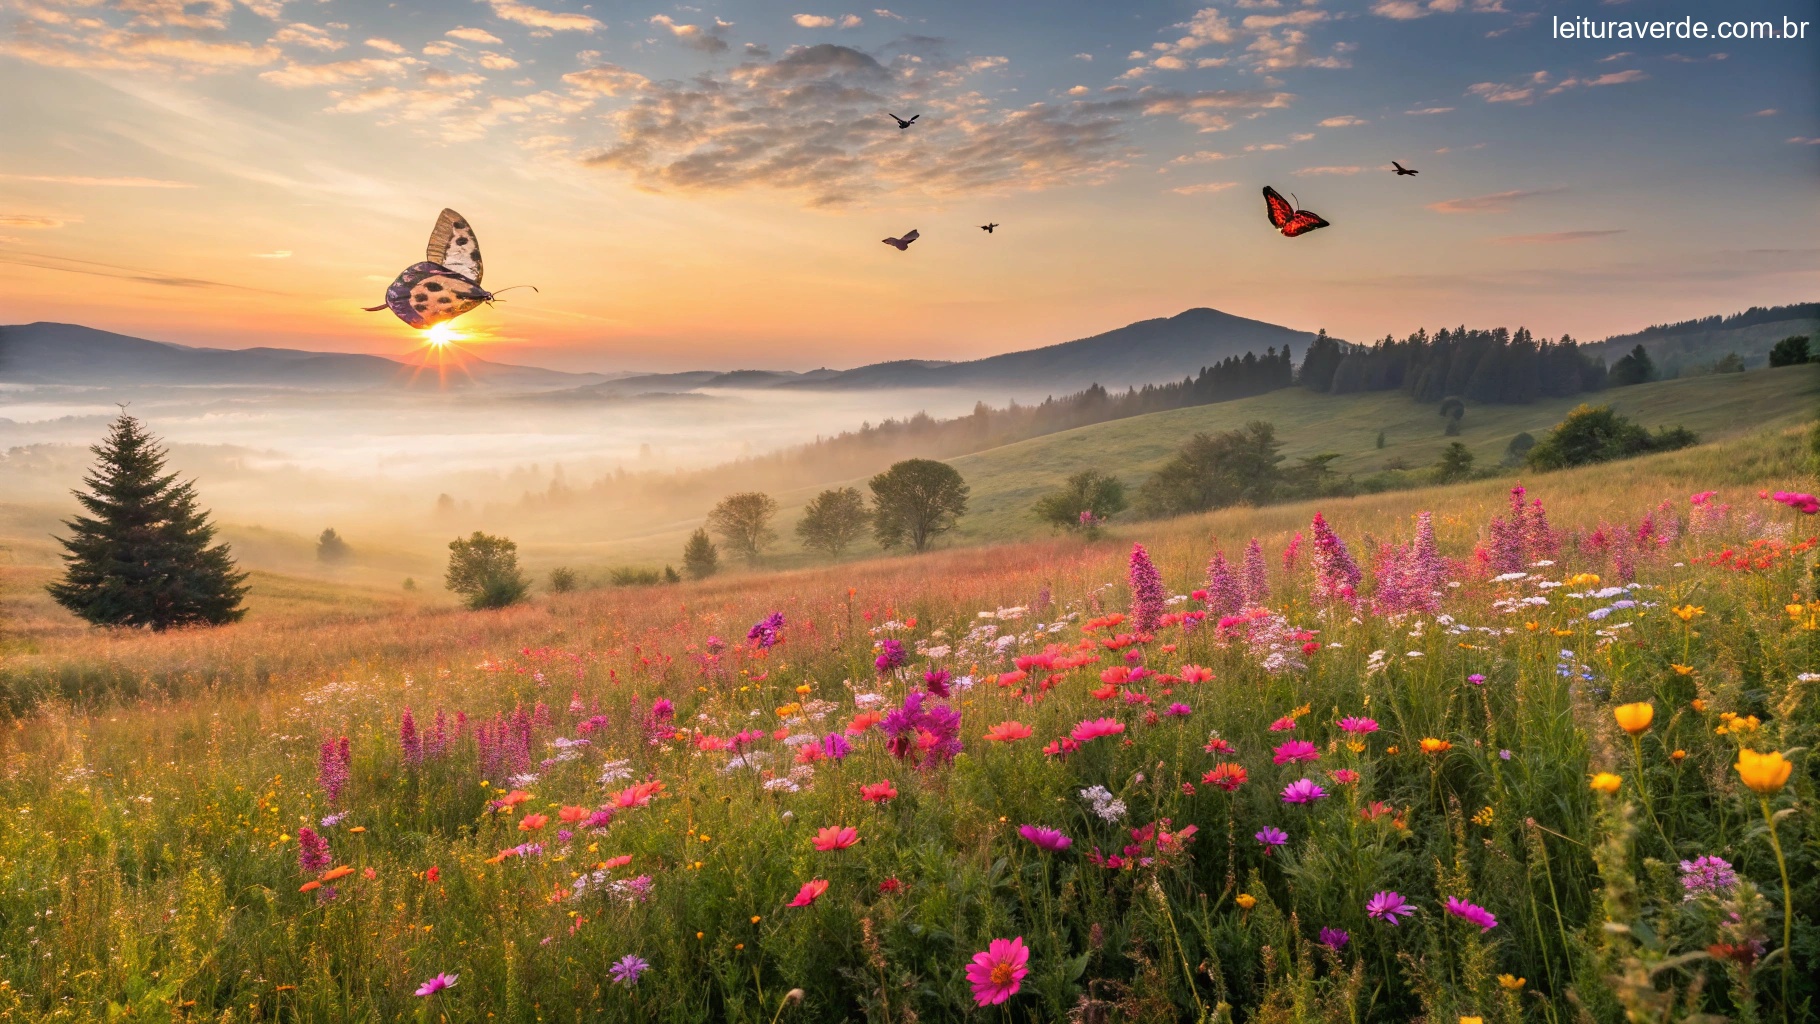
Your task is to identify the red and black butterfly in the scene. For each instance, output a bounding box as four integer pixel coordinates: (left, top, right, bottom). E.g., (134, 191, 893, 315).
(1262, 186, 1330, 238)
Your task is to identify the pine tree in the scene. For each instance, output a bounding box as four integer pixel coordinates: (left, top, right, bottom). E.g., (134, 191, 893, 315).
(48, 413, 249, 630)
(682, 528, 720, 579)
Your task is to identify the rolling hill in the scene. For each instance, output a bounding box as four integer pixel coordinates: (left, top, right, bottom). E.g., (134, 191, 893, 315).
(1591, 302, 1817, 374)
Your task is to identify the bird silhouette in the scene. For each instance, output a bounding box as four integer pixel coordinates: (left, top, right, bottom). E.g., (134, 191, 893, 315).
(980, 223, 998, 233)
(888, 113, 920, 129)
(1391, 161, 1419, 176)
(882, 229, 920, 251)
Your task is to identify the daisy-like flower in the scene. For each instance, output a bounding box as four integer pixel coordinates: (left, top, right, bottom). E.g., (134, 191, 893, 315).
(609, 955, 650, 986)
(812, 826, 859, 851)
(1070, 718, 1126, 743)
(1203, 763, 1247, 791)
(1018, 825, 1072, 852)
(788, 879, 829, 907)
(1337, 716, 1379, 734)
(1272, 740, 1320, 764)
(1281, 779, 1328, 804)
(1444, 897, 1498, 932)
(1328, 769, 1360, 785)
(1318, 927, 1349, 950)
(984, 721, 1033, 742)
(1163, 702, 1193, 717)
(415, 973, 458, 997)
(1267, 716, 1297, 732)
(964, 936, 1030, 1006)
(1366, 891, 1415, 925)
(1254, 826, 1288, 851)
(859, 781, 897, 803)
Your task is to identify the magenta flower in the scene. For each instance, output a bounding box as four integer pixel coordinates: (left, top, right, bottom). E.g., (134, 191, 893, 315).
(1328, 769, 1360, 785)
(297, 825, 332, 873)
(1318, 927, 1349, 950)
(874, 638, 907, 673)
(1163, 702, 1193, 717)
(609, 954, 650, 986)
(1366, 890, 1415, 925)
(1281, 778, 1328, 804)
(1272, 740, 1320, 764)
(1337, 716, 1379, 734)
(1018, 825, 1072, 852)
(1445, 897, 1498, 932)
(1128, 543, 1167, 633)
(1467, 673, 1486, 686)
(1204, 551, 1243, 618)
(965, 936, 1030, 1006)
(1255, 826, 1288, 851)
(924, 669, 952, 697)
(1070, 717, 1126, 743)
(1267, 716, 1297, 732)
(415, 973, 458, 997)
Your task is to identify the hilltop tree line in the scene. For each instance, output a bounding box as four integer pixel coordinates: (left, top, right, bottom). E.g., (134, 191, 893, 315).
(1298, 326, 1610, 403)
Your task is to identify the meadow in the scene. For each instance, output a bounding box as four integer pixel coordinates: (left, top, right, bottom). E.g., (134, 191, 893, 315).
(0, 422, 1813, 1023)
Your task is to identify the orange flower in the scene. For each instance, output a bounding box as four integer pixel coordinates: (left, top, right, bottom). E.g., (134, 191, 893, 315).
(983, 721, 1033, 742)
(1420, 737, 1451, 754)
(1613, 702, 1654, 735)
(1670, 749, 1687, 762)
(558, 805, 590, 823)
(495, 790, 532, 809)
(812, 826, 859, 852)
(1588, 773, 1622, 795)
(1735, 749, 1793, 796)
(1090, 684, 1120, 701)
(1178, 664, 1214, 684)
(1235, 893, 1257, 910)
(298, 880, 322, 893)
(1691, 699, 1708, 712)
(1670, 664, 1695, 676)
(846, 711, 884, 734)
(519, 814, 549, 832)
(610, 781, 665, 809)
(599, 854, 633, 870)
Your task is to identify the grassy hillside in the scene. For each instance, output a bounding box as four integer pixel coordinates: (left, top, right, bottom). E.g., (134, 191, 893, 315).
(1591, 315, 1817, 373)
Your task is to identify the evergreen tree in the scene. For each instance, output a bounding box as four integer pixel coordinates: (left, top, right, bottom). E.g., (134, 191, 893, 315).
(316, 527, 352, 563)
(682, 528, 720, 579)
(1433, 442, 1476, 483)
(48, 413, 249, 630)
(1608, 344, 1657, 387)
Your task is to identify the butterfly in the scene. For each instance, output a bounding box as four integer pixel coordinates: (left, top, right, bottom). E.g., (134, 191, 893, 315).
(882, 228, 920, 251)
(364, 209, 533, 329)
(1262, 186, 1331, 238)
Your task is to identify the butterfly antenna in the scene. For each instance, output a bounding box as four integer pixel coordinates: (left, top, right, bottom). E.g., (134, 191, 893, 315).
(489, 284, 539, 297)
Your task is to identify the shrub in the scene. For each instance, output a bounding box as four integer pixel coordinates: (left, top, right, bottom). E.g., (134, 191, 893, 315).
(1525, 404, 1699, 470)
(316, 528, 352, 564)
(1768, 334, 1810, 367)
(608, 567, 663, 587)
(549, 567, 578, 593)
(1712, 352, 1746, 374)
(1032, 470, 1128, 536)
(1432, 441, 1475, 483)
(1136, 421, 1283, 518)
(1503, 431, 1536, 466)
(444, 532, 530, 610)
(870, 459, 969, 552)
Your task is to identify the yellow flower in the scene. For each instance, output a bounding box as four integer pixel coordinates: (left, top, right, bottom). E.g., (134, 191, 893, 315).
(1589, 772, 1622, 795)
(1613, 702, 1654, 735)
(1524, 621, 1539, 632)
(1420, 737, 1451, 754)
(1236, 893, 1257, 910)
(1498, 975, 1526, 991)
(1670, 604, 1704, 622)
(1471, 806, 1495, 827)
(1670, 664, 1695, 676)
(1735, 749, 1793, 796)
(1461, 1017, 1485, 1024)
(1566, 573, 1601, 587)
(1551, 628, 1574, 637)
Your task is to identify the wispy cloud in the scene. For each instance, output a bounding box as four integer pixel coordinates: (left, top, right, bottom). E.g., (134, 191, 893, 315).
(260, 56, 416, 87)
(793, 14, 836, 28)
(0, 174, 194, 188)
(1295, 165, 1362, 175)
(447, 26, 504, 44)
(0, 213, 73, 229)
(252, 249, 293, 258)
(1318, 115, 1367, 127)
(1493, 230, 1624, 244)
(1428, 187, 1564, 213)
(1371, 0, 1506, 20)
(1168, 181, 1238, 195)
(1405, 106, 1453, 115)
(482, 0, 601, 33)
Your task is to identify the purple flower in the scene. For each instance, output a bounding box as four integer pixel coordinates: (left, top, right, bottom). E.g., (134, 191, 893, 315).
(1128, 543, 1167, 632)
(874, 638, 907, 673)
(1366, 890, 1415, 925)
(1309, 512, 1362, 605)
(1499, 749, 1512, 760)
(1204, 551, 1243, 618)
(400, 707, 422, 764)
(1018, 825, 1072, 852)
(879, 691, 961, 768)
(1467, 673, 1486, 686)
(609, 954, 650, 986)
(1255, 826, 1288, 851)
(1678, 856, 1738, 901)
(1444, 897, 1498, 933)
(317, 736, 351, 805)
(1163, 702, 1193, 717)
(1281, 778, 1328, 804)
(924, 669, 951, 697)
(297, 826, 332, 873)
(747, 612, 785, 649)
(821, 733, 852, 761)
(415, 973, 458, 997)
(1318, 927, 1349, 950)
(1243, 538, 1270, 605)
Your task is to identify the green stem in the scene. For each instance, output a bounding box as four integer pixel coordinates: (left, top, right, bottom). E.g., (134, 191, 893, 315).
(1759, 797, 1793, 1024)
(1630, 734, 1673, 854)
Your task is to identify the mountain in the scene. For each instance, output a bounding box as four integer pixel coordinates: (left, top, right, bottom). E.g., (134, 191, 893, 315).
(1591, 302, 1817, 374)
(0, 322, 609, 390)
(784, 308, 1316, 393)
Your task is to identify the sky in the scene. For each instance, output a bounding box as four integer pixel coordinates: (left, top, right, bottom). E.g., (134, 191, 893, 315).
(1, 0, 1816, 373)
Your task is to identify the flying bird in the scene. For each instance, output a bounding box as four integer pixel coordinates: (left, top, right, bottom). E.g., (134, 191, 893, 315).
(882, 229, 920, 251)
(1261, 186, 1331, 238)
(888, 113, 920, 129)
(980, 223, 998, 233)
(362, 208, 535, 328)
(1392, 161, 1419, 176)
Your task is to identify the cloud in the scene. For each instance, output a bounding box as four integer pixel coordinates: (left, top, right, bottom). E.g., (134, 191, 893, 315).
(874, 9, 907, 21)
(1467, 80, 1534, 103)
(1492, 230, 1624, 244)
(271, 22, 342, 51)
(477, 51, 518, 69)
(1318, 115, 1367, 127)
(1, 174, 194, 188)
(1427, 187, 1564, 213)
(260, 56, 416, 87)
(482, 0, 601, 33)
(1066, 85, 1090, 95)
(793, 14, 836, 28)
(650, 14, 730, 53)
(1586, 69, 1647, 86)
(252, 249, 293, 258)
(1169, 181, 1237, 195)
(1168, 150, 1229, 164)
(447, 26, 504, 44)
(1406, 107, 1453, 116)
(1664, 52, 1727, 62)
(1790, 137, 1820, 145)
(1751, 108, 1777, 116)
(365, 37, 406, 53)
(0, 214, 70, 229)
(1599, 51, 1635, 61)
(1294, 165, 1361, 175)
(1072, 52, 1091, 61)
(561, 63, 650, 96)
(1124, 5, 1350, 77)
(1371, 0, 1504, 18)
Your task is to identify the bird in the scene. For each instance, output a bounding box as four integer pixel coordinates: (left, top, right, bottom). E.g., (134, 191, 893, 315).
(888, 113, 920, 129)
(1261, 186, 1330, 237)
(1391, 161, 1419, 176)
(881, 229, 920, 251)
(361, 208, 536, 328)
(980, 223, 998, 233)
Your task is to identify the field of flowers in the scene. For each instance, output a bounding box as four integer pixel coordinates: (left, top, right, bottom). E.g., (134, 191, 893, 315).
(0, 448, 1814, 1022)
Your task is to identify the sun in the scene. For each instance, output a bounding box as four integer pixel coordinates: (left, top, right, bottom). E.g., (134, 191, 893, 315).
(425, 322, 460, 349)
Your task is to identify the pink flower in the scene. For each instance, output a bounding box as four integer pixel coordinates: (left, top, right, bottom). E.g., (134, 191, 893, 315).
(415, 973, 458, 997)
(1281, 778, 1328, 804)
(1328, 769, 1360, 785)
(1267, 716, 1297, 732)
(1070, 718, 1126, 743)
(788, 879, 830, 907)
(965, 936, 1030, 1006)
(1018, 825, 1072, 852)
(812, 826, 858, 852)
(1445, 897, 1498, 932)
(1128, 544, 1167, 633)
(1179, 664, 1214, 684)
(1163, 702, 1193, 717)
(1337, 716, 1379, 734)
(1272, 740, 1320, 764)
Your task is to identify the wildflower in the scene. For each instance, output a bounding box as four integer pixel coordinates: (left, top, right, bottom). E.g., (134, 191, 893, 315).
(859, 781, 898, 803)
(812, 826, 859, 852)
(1329, 769, 1360, 785)
(1268, 716, 1297, 732)
(747, 611, 786, 648)
(1589, 773, 1622, 795)
(425, 866, 440, 882)
(1128, 544, 1167, 632)
(1498, 975, 1526, 991)
(415, 973, 458, 997)
(609, 955, 650, 986)
(1420, 737, 1451, 754)
(1070, 718, 1126, 743)
(878, 877, 902, 893)
(847, 711, 883, 734)
(984, 721, 1033, 742)
(1734, 749, 1792, 795)
(1018, 825, 1072, 852)
(924, 669, 951, 696)
(1272, 740, 1320, 764)
(1163, 702, 1193, 717)
(1670, 664, 1695, 675)
(965, 936, 1030, 1006)
(297, 826, 332, 873)
(1281, 779, 1328, 804)
(820, 733, 852, 761)
(1444, 897, 1498, 932)
(1254, 826, 1288, 851)
(1367, 890, 1415, 925)
(1309, 512, 1363, 604)
(1205, 551, 1244, 618)
(399, 708, 422, 764)
(1613, 702, 1654, 735)
(1670, 604, 1704, 622)
(1244, 538, 1270, 604)
(1338, 716, 1379, 734)
(1080, 786, 1128, 822)
(874, 638, 907, 673)
(1318, 927, 1349, 950)
(1179, 664, 1214, 684)
(789, 879, 829, 907)
(880, 691, 962, 768)
(320, 865, 354, 882)
(1204, 763, 1247, 791)
(1678, 855, 1738, 900)
(519, 813, 549, 832)
(1467, 673, 1486, 686)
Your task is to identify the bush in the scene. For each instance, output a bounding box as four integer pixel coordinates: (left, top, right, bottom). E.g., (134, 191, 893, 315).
(1525, 404, 1699, 471)
(549, 567, 578, 593)
(682, 528, 719, 579)
(1136, 421, 1283, 518)
(1438, 397, 1465, 435)
(316, 528, 352, 564)
(870, 459, 969, 553)
(1503, 431, 1536, 466)
(1712, 352, 1746, 374)
(1768, 334, 1810, 367)
(608, 567, 663, 587)
(1032, 470, 1128, 536)
(1432, 441, 1475, 483)
(444, 531, 530, 610)
(796, 487, 869, 557)
(402, 578, 416, 591)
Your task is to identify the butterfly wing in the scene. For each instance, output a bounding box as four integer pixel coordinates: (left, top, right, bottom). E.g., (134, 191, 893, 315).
(425, 208, 483, 284)
(378, 261, 487, 329)
(1280, 210, 1331, 237)
(1263, 186, 1295, 230)
(901, 229, 919, 244)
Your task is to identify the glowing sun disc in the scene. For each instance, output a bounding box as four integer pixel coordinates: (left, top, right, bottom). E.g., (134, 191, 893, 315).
(426, 322, 460, 349)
